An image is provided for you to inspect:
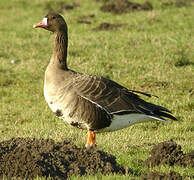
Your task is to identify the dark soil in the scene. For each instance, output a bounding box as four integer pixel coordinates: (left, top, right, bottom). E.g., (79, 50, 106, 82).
(141, 171, 182, 180)
(0, 137, 125, 179)
(162, 0, 194, 8)
(145, 139, 194, 167)
(100, 0, 153, 14)
(77, 20, 92, 24)
(1, 138, 193, 179)
(77, 14, 95, 24)
(140, 81, 170, 89)
(45, 1, 80, 13)
(93, 22, 124, 31)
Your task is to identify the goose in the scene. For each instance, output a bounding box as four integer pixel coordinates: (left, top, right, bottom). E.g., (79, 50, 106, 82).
(33, 13, 176, 148)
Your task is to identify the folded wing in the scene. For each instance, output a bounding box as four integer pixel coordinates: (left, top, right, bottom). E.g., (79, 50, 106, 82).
(71, 72, 176, 121)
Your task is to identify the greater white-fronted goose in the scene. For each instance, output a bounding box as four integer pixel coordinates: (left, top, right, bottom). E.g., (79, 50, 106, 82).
(34, 13, 176, 147)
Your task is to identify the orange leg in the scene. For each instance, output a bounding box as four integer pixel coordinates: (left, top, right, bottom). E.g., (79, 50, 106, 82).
(85, 131, 96, 148)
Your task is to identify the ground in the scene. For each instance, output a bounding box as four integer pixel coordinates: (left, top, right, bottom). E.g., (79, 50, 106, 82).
(0, 0, 194, 179)
(0, 138, 193, 179)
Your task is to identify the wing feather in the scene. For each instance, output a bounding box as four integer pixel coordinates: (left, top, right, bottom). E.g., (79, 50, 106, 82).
(71, 72, 176, 121)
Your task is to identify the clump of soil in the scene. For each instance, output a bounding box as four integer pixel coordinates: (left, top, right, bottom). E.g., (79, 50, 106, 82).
(77, 14, 95, 24)
(45, 1, 80, 13)
(77, 20, 92, 24)
(100, 0, 153, 14)
(140, 81, 170, 89)
(93, 22, 124, 31)
(141, 171, 182, 180)
(145, 139, 194, 167)
(162, 0, 194, 8)
(0, 137, 125, 179)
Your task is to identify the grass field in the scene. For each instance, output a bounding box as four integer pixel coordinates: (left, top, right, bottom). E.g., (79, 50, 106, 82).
(0, 0, 194, 179)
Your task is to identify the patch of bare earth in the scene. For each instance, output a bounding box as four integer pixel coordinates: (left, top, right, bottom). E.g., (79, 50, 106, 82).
(77, 14, 95, 24)
(162, 0, 194, 8)
(141, 171, 182, 180)
(93, 22, 124, 31)
(145, 139, 194, 167)
(100, 0, 153, 14)
(0, 137, 125, 179)
(141, 140, 194, 179)
(1, 138, 193, 179)
(44, 1, 80, 13)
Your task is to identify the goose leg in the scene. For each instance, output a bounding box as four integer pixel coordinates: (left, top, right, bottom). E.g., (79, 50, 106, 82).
(85, 131, 96, 148)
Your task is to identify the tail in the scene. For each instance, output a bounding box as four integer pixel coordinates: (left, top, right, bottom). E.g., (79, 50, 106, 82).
(127, 90, 177, 121)
(137, 102, 177, 121)
(112, 100, 177, 122)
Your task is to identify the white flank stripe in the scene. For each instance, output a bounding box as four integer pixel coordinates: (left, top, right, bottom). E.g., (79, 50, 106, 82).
(101, 113, 168, 132)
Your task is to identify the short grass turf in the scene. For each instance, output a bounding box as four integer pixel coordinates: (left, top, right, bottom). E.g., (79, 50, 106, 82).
(0, 0, 194, 179)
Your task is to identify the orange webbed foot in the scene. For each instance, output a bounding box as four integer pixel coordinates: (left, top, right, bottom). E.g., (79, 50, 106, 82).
(85, 131, 96, 148)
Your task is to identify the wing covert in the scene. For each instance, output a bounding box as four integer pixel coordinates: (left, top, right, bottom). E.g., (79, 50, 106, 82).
(71, 72, 140, 113)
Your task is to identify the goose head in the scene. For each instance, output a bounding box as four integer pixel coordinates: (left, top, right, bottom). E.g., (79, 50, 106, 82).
(33, 13, 67, 33)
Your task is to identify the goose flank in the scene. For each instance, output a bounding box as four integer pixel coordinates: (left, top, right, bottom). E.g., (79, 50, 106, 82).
(34, 13, 177, 147)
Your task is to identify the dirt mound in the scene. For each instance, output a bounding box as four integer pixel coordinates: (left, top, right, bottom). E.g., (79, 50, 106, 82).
(44, 1, 80, 13)
(141, 171, 182, 180)
(162, 0, 194, 8)
(0, 137, 125, 179)
(100, 0, 153, 14)
(145, 139, 194, 167)
(77, 14, 95, 24)
(93, 22, 124, 31)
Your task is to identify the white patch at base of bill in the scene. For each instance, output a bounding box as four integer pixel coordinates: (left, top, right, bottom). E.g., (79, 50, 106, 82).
(43, 17, 47, 25)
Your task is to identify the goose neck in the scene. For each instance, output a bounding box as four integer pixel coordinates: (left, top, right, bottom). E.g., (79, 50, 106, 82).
(53, 31, 68, 70)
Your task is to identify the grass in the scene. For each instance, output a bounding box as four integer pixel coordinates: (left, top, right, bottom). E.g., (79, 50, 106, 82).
(0, 0, 194, 179)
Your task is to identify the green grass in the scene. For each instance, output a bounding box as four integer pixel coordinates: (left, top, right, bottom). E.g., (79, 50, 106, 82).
(0, 0, 194, 179)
